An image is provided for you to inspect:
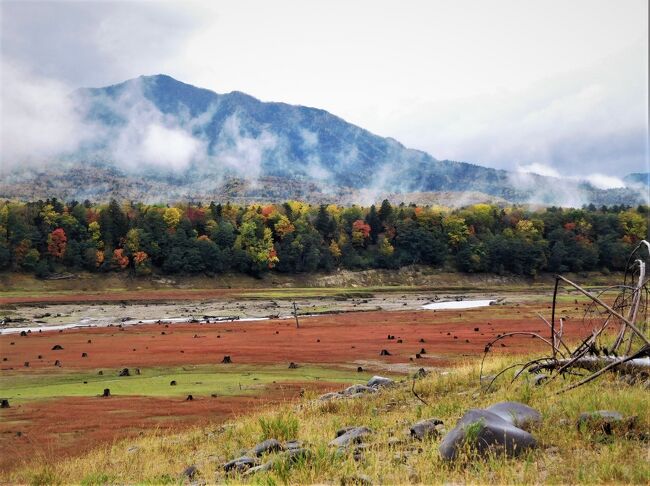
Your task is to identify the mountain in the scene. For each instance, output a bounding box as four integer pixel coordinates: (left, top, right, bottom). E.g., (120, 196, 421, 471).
(624, 173, 650, 188)
(1, 74, 646, 206)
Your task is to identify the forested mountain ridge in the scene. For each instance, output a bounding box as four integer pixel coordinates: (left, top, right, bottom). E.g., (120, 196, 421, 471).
(0, 74, 645, 207)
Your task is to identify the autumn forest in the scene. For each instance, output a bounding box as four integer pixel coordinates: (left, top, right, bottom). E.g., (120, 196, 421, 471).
(0, 199, 647, 278)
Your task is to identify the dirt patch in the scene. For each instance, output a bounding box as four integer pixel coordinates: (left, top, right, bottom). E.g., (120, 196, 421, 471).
(0, 381, 336, 474)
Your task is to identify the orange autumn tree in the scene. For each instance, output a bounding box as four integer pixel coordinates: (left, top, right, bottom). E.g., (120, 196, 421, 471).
(47, 228, 67, 259)
(112, 248, 129, 269)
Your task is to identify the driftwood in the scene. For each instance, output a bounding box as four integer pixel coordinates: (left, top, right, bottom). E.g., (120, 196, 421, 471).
(482, 240, 650, 393)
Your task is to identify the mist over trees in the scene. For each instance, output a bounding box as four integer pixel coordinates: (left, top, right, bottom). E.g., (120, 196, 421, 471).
(0, 199, 647, 278)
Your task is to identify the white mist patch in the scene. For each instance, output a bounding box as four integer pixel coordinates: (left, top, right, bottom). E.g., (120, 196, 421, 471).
(139, 123, 202, 171)
(584, 173, 625, 190)
(213, 114, 277, 181)
(517, 163, 560, 178)
(0, 60, 90, 169)
(421, 299, 495, 310)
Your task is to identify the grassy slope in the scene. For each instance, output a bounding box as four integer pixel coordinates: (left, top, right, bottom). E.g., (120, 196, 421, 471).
(9, 357, 649, 485)
(0, 365, 369, 404)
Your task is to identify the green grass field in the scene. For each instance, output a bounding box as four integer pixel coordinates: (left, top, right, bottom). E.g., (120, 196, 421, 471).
(0, 365, 370, 403)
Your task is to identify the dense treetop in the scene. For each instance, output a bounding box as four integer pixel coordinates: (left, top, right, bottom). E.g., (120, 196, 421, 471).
(0, 198, 647, 278)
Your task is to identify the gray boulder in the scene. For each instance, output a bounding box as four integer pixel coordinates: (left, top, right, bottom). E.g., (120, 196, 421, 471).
(251, 438, 283, 456)
(485, 401, 542, 431)
(410, 418, 444, 440)
(330, 426, 372, 447)
(367, 376, 394, 388)
(577, 410, 636, 435)
(319, 392, 342, 401)
(223, 456, 258, 473)
(439, 409, 537, 460)
(341, 384, 376, 396)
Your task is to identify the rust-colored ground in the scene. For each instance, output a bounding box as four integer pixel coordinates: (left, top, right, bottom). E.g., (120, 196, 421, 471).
(1, 305, 588, 370)
(0, 301, 590, 473)
(0, 382, 337, 473)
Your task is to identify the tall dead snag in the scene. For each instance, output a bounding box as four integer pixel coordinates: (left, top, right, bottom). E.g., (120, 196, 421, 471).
(482, 240, 649, 393)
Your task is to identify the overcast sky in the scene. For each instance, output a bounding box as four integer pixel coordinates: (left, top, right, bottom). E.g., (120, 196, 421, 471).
(1, 0, 648, 183)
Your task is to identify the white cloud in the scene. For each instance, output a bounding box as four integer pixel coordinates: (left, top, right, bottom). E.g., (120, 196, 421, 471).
(518, 163, 560, 178)
(584, 174, 625, 190)
(139, 124, 202, 171)
(0, 60, 90, 171)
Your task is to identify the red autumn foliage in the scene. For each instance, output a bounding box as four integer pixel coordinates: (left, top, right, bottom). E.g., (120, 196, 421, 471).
(352, 220, 371, 238)
(112, 249, 129, 269)
(564, 222, 576, 231)
(261, 205, 275, 218)
(133, 251, 148, 265)
(47, 228, 67, 259)
(185, 207, 206, 224)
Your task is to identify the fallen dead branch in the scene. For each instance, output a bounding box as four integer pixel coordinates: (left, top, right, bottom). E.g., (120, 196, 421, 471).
(482, 240, 650, 393)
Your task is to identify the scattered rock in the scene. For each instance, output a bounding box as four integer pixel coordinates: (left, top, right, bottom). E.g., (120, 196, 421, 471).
(397, 339, 403, 343)
(81, 352, 88, 358)
(415, 353, 422, 359)
(329, 426, 372, 447)
(186, 394, 194, 401)
(357, 366, 364, 372)
(98, 370, 103, 375)
(37, 355, 42, 359)
(319, 392, 342, 401)
(1, 399, 9, 408)
(181, 465, 198, 480)
(288, 362, 299, 369)
(577, 410, 637, 435)
(51, 344, 63, 350)
(170, 380, 177, 386)
(118, 368, 130, 377)
(341, 384, 376, 396)
(283, 439, 303, 450)
(223, 456, 258, 473)
(221, 356, 232, 364)
(439, 409, 537, 460)
(340, 473, 372, 485)
(419, 338, 426, 343)
(24, 361, 29, 367)
(410, 418, 444, 439)
(419, 348, 427, 354)
(379, 349, 391, 356)
(485, 401, 542, 431)
(367, 376, 394, 388)
(387, 335, 395, 340)
(54, 360, 61, 367)
(251, 438, 283, 456)
(102, 388, 110, 397)
(20, 331, 27, 337)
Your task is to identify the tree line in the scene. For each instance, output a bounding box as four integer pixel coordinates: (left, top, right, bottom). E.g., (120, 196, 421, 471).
(0, 199, 647, 278)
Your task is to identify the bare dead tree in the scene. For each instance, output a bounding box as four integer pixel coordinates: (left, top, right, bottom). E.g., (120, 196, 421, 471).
(481, 240, 650, 393)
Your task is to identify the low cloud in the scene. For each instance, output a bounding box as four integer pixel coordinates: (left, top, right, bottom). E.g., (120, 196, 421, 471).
(0, 61, 90, 171)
